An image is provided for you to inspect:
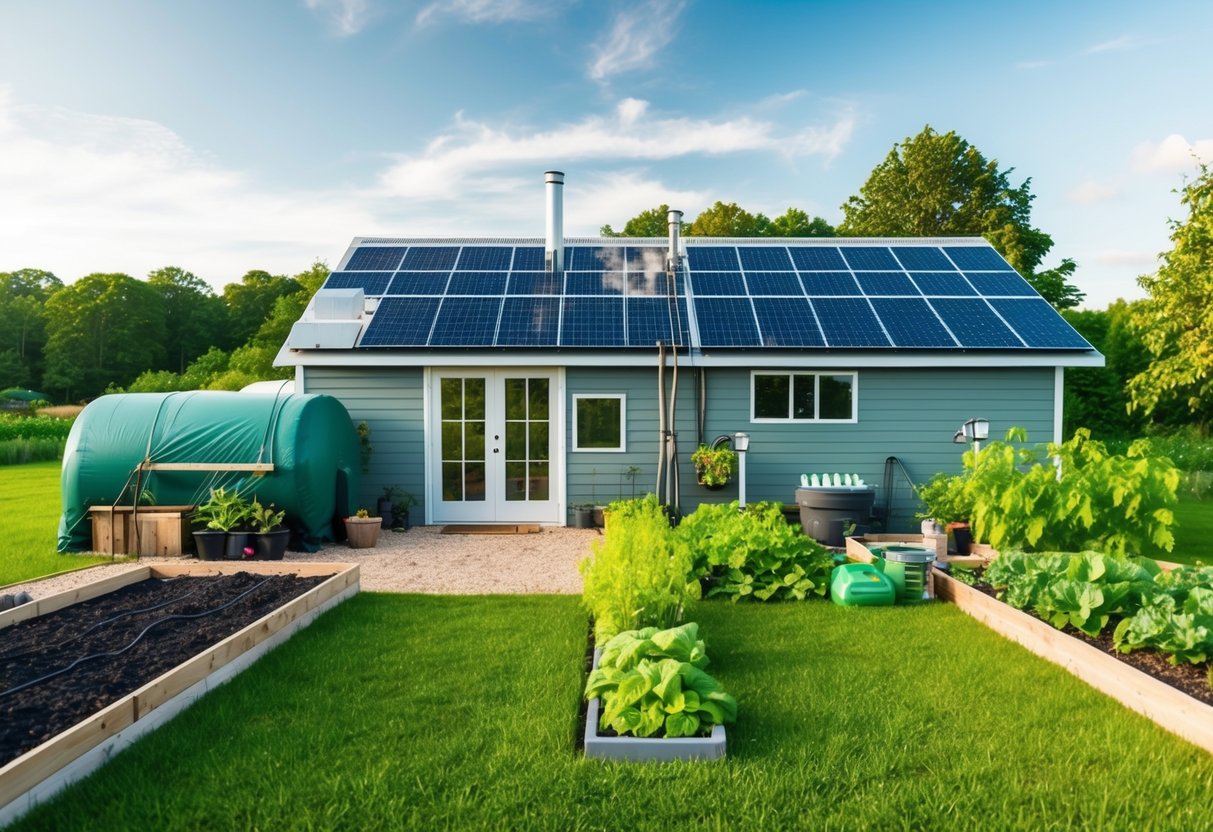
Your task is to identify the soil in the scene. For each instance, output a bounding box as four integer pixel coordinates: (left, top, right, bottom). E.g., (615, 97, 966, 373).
(0, 572, 332, 768)
(959, 575, 1213, 707)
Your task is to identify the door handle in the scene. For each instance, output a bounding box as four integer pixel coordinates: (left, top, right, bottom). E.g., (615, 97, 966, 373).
(493, 448, 499, 454)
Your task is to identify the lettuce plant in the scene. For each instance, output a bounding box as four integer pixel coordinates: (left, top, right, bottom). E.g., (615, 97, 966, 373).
(585, 623, 738, 739)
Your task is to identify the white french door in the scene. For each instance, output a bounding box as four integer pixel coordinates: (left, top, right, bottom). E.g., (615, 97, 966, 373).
(427, 369, 561, 524)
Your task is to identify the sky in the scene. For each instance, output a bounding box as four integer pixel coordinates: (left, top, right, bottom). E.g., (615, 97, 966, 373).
(0, 0, 1210, 309)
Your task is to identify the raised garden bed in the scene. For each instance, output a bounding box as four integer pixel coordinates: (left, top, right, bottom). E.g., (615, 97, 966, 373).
(89, 505, 196, 557)
(933, 569, 1213, 755)
(0, 561, 358, 826)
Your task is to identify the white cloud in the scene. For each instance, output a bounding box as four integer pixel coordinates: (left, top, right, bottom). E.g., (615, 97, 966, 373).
(304, 0, 370, 36)
(588, 0, 687, 81)
(0, 85, 378, 289)
(1091, 249, 1157, 268)
(415, 0, 563, 27)
(1067, 179, 1121, 204)
(1084, 35, 1138, 54)
(376, 99, 855, 199)
(1132, 134, 1213, 172)
(565, 171, 707, 234)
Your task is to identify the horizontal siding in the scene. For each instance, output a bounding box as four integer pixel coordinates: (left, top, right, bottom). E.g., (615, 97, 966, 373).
(301, 366, 426, 516)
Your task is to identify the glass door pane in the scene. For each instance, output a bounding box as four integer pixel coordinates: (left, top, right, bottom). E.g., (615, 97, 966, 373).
(440, 377, 487, 503)
(503, 376, 549, 502)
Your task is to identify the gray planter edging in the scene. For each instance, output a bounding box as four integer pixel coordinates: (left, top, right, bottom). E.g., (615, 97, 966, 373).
(583, 649, 727, 762)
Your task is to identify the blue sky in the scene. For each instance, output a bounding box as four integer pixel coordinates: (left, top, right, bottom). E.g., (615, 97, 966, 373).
(0, 0, 1209, 308)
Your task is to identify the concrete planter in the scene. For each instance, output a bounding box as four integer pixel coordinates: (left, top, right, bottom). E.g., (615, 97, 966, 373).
(344, 516, 381, 548)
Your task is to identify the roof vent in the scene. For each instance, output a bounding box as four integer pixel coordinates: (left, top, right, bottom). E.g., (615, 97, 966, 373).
(667, 209, 683, 271)
(545, 170, 564, 275)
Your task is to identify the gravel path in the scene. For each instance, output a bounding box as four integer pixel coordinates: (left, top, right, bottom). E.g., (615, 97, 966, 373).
(3, 525, 598, 603)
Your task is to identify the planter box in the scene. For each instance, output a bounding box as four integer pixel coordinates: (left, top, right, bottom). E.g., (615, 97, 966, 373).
(846, 534, 995, 568)
(583, 650, 727, 762)
(88, 505, 195, 557)
(933, 569, 1213, 756)
(0, 561, 359, 826)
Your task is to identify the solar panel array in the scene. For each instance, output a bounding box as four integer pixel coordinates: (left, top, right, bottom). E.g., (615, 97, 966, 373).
(322, 242, 1093, 352)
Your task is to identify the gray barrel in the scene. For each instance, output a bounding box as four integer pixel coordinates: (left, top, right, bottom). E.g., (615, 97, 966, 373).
(794, 486, 876, 547)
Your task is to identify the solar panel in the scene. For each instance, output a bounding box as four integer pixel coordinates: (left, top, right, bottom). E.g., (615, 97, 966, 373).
(811, 298, 890, 347)
(840, 247, 899, 270)
(627, 271, 681, 296)
(738, 247, 793, 271)
(429, 297, 502, 346)
(788, 247, 847, 271)
(943, 246, 1013, 271)
(512, 247, 545, 270)
(565, 271, 625, 295)
(800, 272, 862, 296)
(686, 246, 741, 271)
(387, 272, 449, 295)
(560, 296, 624, 346)
(891, 246, 954, 270)
(507, 272, 562, 295)
(627, 297, 686, 347)
(690, 272, 746, 296)
(694, 297, 761, 347)
(908, 272, 976, 296)
(456, 246, 513, 270)
(345, 246, 406, 271)
(868, 298, 957, 347)
(745, 272, 804, 296)
(567, 246, 628, 271)
(752, 297, 824, 347)
(359, 297, 440, 346)
(323, 271, 392, 295)
(965, 272, 1037, 297)
(989, 299, 1093, 348)
(447, 272, 507, 295)
(400, 246, 460, 270)
(497, 297, 559, 346)
(626, 246, 668, 272)
(929, 299, 1022, 347)
(855, 271, 920, 296)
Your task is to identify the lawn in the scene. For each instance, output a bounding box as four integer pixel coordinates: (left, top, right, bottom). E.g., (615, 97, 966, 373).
(0, 460, 125, 587)
(1169, 493, 1213, 565)
(11, 595, 1213, 830)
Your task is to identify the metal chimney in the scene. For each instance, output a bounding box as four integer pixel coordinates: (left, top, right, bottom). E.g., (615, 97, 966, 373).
(667, 208, 683, 271)
(545, 170, 564, 275)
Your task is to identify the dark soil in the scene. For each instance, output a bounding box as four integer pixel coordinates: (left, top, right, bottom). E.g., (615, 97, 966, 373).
(0, 572, 332, 768)
(958, 575, 1213, 707)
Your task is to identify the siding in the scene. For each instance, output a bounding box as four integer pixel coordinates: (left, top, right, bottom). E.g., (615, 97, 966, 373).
(300, 366, 426, 516)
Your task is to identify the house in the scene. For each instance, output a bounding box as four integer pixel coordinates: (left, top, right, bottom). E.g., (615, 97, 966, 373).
(275, 172, 1102, 529)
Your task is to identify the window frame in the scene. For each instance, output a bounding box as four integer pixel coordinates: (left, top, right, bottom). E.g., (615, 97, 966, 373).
(572, 393, 627, 452)
(749, 371, 858, 423)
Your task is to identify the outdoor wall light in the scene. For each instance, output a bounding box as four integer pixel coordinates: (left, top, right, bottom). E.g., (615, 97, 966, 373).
(953, 418, 990, 455)
(733, 432, 750, 453)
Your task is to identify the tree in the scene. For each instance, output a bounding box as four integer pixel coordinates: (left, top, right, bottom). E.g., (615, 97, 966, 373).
(602, 203, 834, 239)
(1062, 301, 1150, 437)
(840, 125, 1083, 309)
(685, 201, 768, 237)
(147, 266, 227, 373)
(0, 268, 63, 389)
(1128, 164, 1213, 422)
(43, 273, 166, 400)
(767, 207, 835, 237)
(601, 204, 671, 237)
(222, 270, 301, 348)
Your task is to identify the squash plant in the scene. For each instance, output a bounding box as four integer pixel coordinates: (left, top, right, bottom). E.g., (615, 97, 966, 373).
(585, 622, 738, 738)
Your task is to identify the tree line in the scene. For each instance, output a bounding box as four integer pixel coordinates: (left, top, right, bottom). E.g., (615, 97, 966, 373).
(3, 127, 1210, 439)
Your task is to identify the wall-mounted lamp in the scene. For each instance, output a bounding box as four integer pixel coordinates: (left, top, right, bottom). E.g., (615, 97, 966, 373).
(734, 432, 750, 509)
(953, 418, 990, 455)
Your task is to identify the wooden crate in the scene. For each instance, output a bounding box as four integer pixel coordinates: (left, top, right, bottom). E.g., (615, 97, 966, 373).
(88, 506, 195, 557)
(0, 561, 359, 825)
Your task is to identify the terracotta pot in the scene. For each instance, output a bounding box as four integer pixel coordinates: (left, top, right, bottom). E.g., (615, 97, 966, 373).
(345, 516, 381, 549)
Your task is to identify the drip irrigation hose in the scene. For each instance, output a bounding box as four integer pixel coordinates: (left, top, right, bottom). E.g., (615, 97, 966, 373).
(0, 580, 204, 664)
(0, 576, 276, 700)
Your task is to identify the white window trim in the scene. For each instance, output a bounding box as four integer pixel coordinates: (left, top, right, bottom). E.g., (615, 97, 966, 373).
(749, 370, 859, 424)
(572, 393, 627, 452)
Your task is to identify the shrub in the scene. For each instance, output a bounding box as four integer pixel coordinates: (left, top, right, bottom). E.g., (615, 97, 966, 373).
(0, 413, 74, 465)
(676, 501, 834, 602)
(914, 472, 973, 526)
(579, 495, 696, 642)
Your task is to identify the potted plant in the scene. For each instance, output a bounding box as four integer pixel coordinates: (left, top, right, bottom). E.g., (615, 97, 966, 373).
(571, 504, 595, 529)
(691, 444, 738, 490)
(190, 487, 251, 561)
(345, 508, 381, 548)
(382, 486, 416, 531)
(915, 472, 974, 554)
(250, 499, 288, 560)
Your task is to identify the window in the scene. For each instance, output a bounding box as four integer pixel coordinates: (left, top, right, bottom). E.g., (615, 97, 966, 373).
(573, 394, 626, 451)
(752, 372, 856, 422)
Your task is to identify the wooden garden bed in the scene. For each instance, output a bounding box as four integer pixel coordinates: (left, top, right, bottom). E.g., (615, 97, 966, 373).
(89, 505, 196, 557)
(933, 569, 1213, 755)
(0, 561, 359, 826)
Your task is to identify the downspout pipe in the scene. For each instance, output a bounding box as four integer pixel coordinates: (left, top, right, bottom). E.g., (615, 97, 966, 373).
(656, 342, 667, 503)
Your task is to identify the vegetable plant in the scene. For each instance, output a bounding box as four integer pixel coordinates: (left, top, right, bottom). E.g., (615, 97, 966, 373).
(579, 495, 697, 641)
(914, 471, 973, 526)
(690, 444, 737, 487)
(250, 500, 285, 534)
(585, 622, 738, 738)
(676, 501, 834, 602)
(191, 487, 252, 532)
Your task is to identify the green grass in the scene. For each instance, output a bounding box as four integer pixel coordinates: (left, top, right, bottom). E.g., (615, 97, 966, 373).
(1169, 494, 1213, 565)
(0, 460, 124, 586)
(13, 595, 1213, 830)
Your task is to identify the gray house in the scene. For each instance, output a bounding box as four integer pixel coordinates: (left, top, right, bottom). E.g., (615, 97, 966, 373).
(275, 172, 1102, 529)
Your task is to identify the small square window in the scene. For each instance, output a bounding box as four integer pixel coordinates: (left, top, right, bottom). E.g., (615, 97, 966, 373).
(574, 395, 626, 451)
(751, 372, 856, 422)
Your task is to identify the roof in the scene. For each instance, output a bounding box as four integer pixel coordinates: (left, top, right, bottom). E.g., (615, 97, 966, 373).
(276, 236, 1103, 370)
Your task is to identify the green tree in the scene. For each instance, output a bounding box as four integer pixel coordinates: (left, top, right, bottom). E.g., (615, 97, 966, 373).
(685, 201, 768, 237)
(602, 203, 834, 239)
(767, 207, 835, 237)
(1128, 164, 1213, 423)
(43, 273, 166, 400)
(222, 270, 301, 349)
(147, 266, 227, 372)
(1062, 301, 1150, 438)
(601, 204, 671, 237)
(840, 125, 1083, 309)
(0, 268, 63, 389)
